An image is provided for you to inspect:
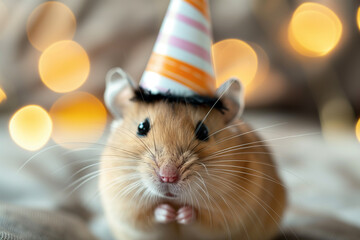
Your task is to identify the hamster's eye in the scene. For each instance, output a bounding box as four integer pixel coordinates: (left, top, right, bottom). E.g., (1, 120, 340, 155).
(137, 118, 150, 137)
(195, 121, 209, 141)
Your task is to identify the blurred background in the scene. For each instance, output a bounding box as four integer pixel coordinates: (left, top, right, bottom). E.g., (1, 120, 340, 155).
(0, 0, 359, 239)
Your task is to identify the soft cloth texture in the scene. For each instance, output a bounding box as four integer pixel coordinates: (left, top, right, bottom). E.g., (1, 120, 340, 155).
(0, 203, 98, 240)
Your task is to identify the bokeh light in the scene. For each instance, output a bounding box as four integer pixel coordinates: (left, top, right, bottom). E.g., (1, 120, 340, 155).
(39, 40, 90, 93)
(212, 39, 258, 88)
(245, 43, 269, 98)
(50, 92, 107, 148)
(356, 119, 360, 143)
(289, 3, 342, 57)
(27, 1, 76, 51)
(0, 87, 6, 103)
(357, 7, 360, 31)
(9, 105, 52, 151)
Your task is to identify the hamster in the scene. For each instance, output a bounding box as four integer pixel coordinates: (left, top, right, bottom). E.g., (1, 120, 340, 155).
(99, 68, 286, 240)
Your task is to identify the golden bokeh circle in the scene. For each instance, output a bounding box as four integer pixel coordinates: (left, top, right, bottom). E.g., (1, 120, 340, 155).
(27, 1, 76, 51)
(39, 40, 90, 93)
(49, 92, 107, 148)
(9, 105, 52, 151)
(289, 3, 342, 57)
(356, 119, 360, 143)
(357, 7, 360, 31)
(212, 39, 258, 88)
(245, 43, 269, 98)
(0, 87, 6, 103)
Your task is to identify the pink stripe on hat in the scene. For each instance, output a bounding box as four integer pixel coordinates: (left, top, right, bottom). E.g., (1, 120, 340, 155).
(173, 13, 210, 35)
(158, 34, 212, 63)
(140, 0, 215, 96)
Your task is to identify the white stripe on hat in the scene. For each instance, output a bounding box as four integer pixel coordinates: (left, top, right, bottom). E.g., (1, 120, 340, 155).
(159, 16, 212, 51)
(173, 0, 210, 29)
(153, 40, 214, 76)
(140, 0, 216, 96)
(140, 71, 196, 96)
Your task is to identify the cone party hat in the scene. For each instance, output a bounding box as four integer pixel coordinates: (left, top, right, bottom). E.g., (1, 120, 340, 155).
(140, 0, 216, 97)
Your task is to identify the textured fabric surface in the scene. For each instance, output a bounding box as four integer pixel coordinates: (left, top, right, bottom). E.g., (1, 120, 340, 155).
(0, 203, 98, 240)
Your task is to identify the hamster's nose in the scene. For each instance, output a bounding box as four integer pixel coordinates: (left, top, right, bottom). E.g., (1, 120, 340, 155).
(159, 164, 179, 183)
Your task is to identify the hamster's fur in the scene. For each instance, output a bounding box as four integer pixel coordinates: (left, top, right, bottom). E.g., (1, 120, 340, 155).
(100, 99, 286, 240)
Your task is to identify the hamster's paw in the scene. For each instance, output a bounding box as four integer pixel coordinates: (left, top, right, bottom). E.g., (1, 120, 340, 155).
(176, 206, 196, 225)
(154, 204, 176, 224)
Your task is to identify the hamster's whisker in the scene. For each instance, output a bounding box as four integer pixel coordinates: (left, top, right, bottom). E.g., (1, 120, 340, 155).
(67, 167, 137, 193)
(182, 145, 276, 177)
(64, 167, 139, 196)
(190, 182, 202, 220)
(197, 122, 288, 153)
(87, 173, 141, 203)
(210, 173, 286, 220)
(102, 175, 141, 202)
(186, 181, 195, 209)
(112, 177, 144, 202)
(209, 168, 287, 193)
(187, 79, 235, 150)
(207, 166, 288, 209)
(192, 184, 202, 219)
(51, 154, 141, 179)
(201, 151, 276, 161)
(114, 127, 155, 158)
(206, 181, 257, 239)
(60, 147, 103, 158)
(193, 176, 213, 224)
(198, 162, 209, 176)
(186, 181, 204, 224)
(203, 144, 278, 159)
(136, 86, 159, 155)
(204, 158, 282, 170)
(141, 189, 152, 209)
(207, 122, 247, 140)
(187, 122, 247, 154)
(206, 184, 233, 239)
(61, 143, 142, 161)
(137, 189, 149, 211)
(129, 182, 148, 204)
(112, 180, 143, 202)
(51, 157, 102, 176)
(202, 159, 305, 183)
(139, 188, 154, 210)
(136, 136, 155, 158)
(194, 172, 210, 201)
(208, 168, 285, 189)
(209, 174, 287, 239)
(207, 164, 279, 182)
(17, 141, 141, 174)
(17, 144, 66, 174)
(204, 131, 318, 155)
(69, 162, 139, 180)
(206, 181, 268, 240)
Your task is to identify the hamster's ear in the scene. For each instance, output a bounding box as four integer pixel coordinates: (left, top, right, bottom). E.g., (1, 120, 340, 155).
(216, 78, 245, 123)
(104, 67, 137, 119)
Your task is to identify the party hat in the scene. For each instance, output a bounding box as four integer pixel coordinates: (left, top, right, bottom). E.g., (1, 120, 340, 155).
(140, 0, 216, 97)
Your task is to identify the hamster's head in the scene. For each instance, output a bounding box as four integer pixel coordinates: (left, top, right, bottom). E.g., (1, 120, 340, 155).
(101, 68, 245, 205)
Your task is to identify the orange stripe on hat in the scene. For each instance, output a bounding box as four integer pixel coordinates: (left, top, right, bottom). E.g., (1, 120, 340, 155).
(146, 53, 215, 96)
(184, 0, 210, 20)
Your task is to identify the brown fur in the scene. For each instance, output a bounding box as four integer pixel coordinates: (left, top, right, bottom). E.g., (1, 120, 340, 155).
(100, 101, 286, 240)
